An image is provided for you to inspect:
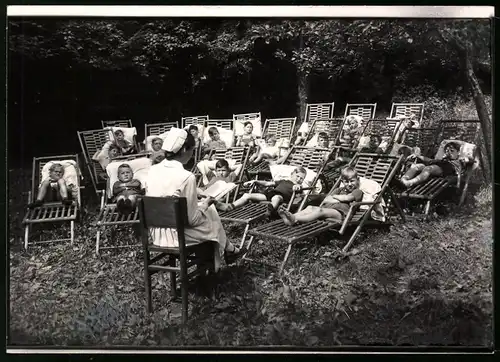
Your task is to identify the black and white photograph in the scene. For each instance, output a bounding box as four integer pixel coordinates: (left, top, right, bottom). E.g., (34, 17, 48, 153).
(7, 6, 494, 350)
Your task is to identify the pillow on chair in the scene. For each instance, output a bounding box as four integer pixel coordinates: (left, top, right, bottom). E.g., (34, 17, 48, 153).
(108, 127, 137, 144)
(203, 127, 235, 148)
(270, 164, 322, 194)
(144, 131, 170, 152)
(41, 160, 80, 203)
(234, 117, 262, 137)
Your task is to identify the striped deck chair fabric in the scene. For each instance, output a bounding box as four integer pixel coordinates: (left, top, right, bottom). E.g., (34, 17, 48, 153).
(343, 103, 377, 120)
(22, 154, 83, 249)
(247, 153, 405, 274)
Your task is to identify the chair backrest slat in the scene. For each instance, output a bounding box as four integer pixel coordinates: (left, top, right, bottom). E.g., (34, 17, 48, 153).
(144, 121, 178, 137)
(181, 115, 209, 128)
(390, 103, 425, 123)
(344, 103, 377, 120)
(304, 102, 335, 124)
(284, 146, 330, 171)
(233, 112, 261, 122)
(262, 117, 296, 140)
(438, 120, 480, 144)
(138, 196, 189, 229)
(102, 119, 133, 128)
(206, 119, 233, 130)
(401, 128, 438, 157)
(210, 147, 248, 165)
(308, 118, 344, 145)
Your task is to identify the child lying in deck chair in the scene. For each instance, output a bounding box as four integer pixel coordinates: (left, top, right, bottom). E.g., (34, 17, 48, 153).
(397, 141, 470, 189)
(112, 163, 146, 215)
(113, 129, 137, 155)
(339, 115, 364, 147)
(217, 166, 307, 216)
(235, 122, 257, 148)
(324, 134, 383, 170)
(249, 134, 280, 165)
(202, 127, 228, 156)
(277, 166, 362, 225)
(29, 163, 75, 208)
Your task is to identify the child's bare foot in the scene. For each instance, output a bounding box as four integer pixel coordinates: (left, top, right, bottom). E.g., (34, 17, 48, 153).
(217, 203, 234, 212)
(277, 206, 296, 226)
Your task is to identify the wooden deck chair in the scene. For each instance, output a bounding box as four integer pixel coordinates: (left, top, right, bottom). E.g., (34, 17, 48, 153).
(181, 115, 209, 128)
(78, 128, 114, 193)
(22, 154, 83, 250)
(396, 127, 438, 157)
(247, 153, 406, 274)
(390, 103, 425, 124)
(395, 120, 481, 218)
(102, 119, 133, 128)
(343, 103, 377, 120)
(197, 147, 251, 202)
(233, 112, 261, 123)
(94, 154, 151, 255)
(246, 117, 297, 175)
(303, 102, 335, 124)
(219, 146, 330, 249)
(143, 121, 179, 152)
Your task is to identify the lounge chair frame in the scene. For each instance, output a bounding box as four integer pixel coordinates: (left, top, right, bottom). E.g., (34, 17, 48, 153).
(233, 112, 261, 123)
(94, 154, 150, 255)
(246, 153, 405, 274)
(395, 120, 481, 218)
(144, 121, 179, 138)
(390, 103, 425, 124)
(343, 103, 377, 120)
(181, 115, 209, 128)
(102, 119, 133, 128)
(303, 102, 335, 125)
(22, 154, 83, 250)
(220, 146, 330, 249)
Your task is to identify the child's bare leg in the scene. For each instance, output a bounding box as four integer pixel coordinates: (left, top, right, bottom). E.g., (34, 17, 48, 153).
(128, 194, 138, 209)
(57, 179, 71, 202)
(401, 163, 425, 180)
(294, 206, 343, 223)
(218, 193, 267, 211)
(270, 195, 284, 210)
(252, 154, 263, 164)
(35, 179, 51, 202)
(403, 165, 443, 188)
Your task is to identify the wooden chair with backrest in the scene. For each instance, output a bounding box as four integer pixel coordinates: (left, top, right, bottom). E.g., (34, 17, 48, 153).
(247, 153, 406, 274)
(138, 196, 216, 323)
(22, 154, 83, 250)
(343, 103, 377, 120)
(390, 103, 425, 124)
(102, 119, 133, 129)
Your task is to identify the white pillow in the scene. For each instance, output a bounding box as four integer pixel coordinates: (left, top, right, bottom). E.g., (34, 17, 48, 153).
(106, 157, 152, 197)
(233, 117, 262, 137)
(297, 122, 309, 135)
(434, 139, 476, 163)
(306, 133, 319, 147)
(108, 127, 137, 144)
(40, 160, 80, 203)
(357, 136, 371, 150)
(276, 137, 290, 148)
(196, 159, 240, 186)
(203, 127, 235, 148)
(269, 164, 322, 194)
(339, 176, 385, 219)
(144, 131, 169, 152)
(92, 141, 113, 170)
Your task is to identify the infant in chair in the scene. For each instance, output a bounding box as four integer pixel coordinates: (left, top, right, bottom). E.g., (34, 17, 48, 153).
(112, 163, 145, 215)
(249, 134, 279, 165)
(29, 163, 73, 208)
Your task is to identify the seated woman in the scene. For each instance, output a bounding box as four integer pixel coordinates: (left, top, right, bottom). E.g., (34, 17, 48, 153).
(145, 128, 244, 270)
(29, 163, 73, 208)
(277, 166, 362, 225)
(397, 141, 465, 189)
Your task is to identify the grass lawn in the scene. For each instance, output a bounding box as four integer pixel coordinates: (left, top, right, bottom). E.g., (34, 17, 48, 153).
(8, 168, 493, 347)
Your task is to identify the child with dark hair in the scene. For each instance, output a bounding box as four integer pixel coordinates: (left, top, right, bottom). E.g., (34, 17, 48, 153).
(203, 127, 227, 156)
(114, 129, 136, 155)
(217, 166, 307, 217)
(317, 132, 329, 148)
(204, 159, 239, 188)
(151, 137, 164, 152)
(398, 141, 465, 189)
(236, 121, 256, 147)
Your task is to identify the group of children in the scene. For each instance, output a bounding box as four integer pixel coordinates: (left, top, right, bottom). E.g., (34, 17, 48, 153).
(31, 115, 470, 226)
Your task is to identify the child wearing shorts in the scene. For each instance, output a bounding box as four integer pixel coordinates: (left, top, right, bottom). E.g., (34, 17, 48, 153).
(29, 163, 73, 208)
(236, 122, 256, 148)
(112, 163, 145, 214)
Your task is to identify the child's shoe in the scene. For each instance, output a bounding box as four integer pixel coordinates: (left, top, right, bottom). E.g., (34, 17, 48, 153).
(28, 200, 43, 209)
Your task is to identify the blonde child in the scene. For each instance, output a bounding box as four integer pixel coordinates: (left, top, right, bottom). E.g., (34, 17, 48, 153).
(249, 134, 279, 165)
(340, 116, 364, 148)
(29, 163, 73, 208)
(112, 163, 145, 214)
(217, 166, 307, 217)
(236, 122, 256, 148)
(278, 166, 362, 225)
(398, 141, 466, 189)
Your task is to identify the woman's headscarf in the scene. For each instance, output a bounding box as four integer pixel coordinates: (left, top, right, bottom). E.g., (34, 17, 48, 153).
(162, 127, 188, 154)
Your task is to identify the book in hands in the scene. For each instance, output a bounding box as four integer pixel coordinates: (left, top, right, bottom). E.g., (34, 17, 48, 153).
(202, 180, 238, 200)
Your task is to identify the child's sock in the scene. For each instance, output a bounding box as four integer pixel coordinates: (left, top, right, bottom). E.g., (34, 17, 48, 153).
(28, 199, 44, 209)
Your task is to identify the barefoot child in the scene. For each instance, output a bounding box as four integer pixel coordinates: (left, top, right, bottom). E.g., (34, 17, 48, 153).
(249, 134, 279, 165)
(398, 141, 466, 189)
(112, 163, 145, 214)
(217, 166, 307, 217)
(29, 163, 73, 208)
(236, 122, 256, 148)
(278, 166, 362, 225)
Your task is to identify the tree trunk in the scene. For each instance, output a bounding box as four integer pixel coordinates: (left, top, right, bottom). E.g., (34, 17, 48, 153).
(464, 50, 492, 181)
(297, 33, 309, 124)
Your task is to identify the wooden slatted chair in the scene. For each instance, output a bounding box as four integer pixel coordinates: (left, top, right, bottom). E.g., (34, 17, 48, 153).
(102, 119, 133, 128)
(233, 112, 261, 123)
(397, 127, 438, 157)
(22, 154, 83, 250)
(304, 102, 335, 124)
(395, 120, 481, 218)
(246, 117, 297, 176)
(139, 196, 216, 323)
(181, 116, 209, 165)
(78, 128, 114, 193)
(198, 147, 251, 202)
(219, 146, 330, 249)
(181, 115, 209, 128)
(246, 153, 406, 274)
(390, 103, 425, 124)
(343, 103, 377, 120)
(143, 121, 179, 153)
(94, 154, 151, 255)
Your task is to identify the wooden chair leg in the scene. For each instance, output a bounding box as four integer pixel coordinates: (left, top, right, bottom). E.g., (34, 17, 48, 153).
(70, 220, 75, 245)
(180, 266, 189, 324)
(424, 200, 432, 220)
(169, 256, 177, 298)
(279, 242, 294, 275)
(144, 254, 153, 313)
(387, 187, 406, 223)
(240, 224, 250, 249)
(24, 224, 30, 250)
(95, 228, 101, 255)
(242, 235, 255, 261)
